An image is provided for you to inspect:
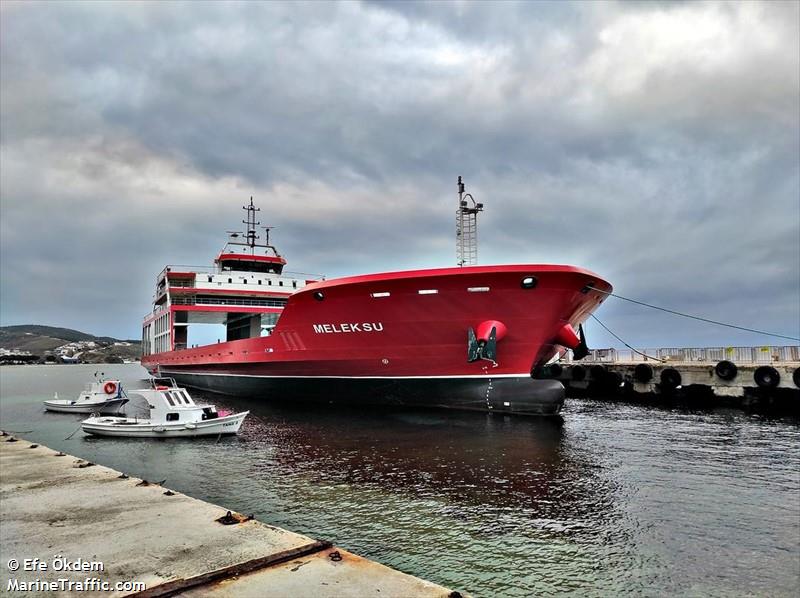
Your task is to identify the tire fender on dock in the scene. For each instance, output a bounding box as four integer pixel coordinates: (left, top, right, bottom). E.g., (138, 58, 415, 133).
(715, 360, 738, 381)
(660, 368, 682, 390)
(754, 366, 780, 389)
(633, 363, 653, 383)
(570, 365, 586, 381)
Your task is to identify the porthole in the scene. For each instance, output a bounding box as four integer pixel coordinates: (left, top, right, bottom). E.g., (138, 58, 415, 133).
(313, 291, 325, 301)
(521, 276, 538, 289)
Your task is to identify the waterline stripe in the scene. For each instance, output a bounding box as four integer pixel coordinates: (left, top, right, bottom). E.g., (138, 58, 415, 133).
(160, 371, 531, 380)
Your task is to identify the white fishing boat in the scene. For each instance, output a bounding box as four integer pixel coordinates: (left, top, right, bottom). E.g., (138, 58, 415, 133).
(80, 378, 248, 438)
(44, 377, 128, 414)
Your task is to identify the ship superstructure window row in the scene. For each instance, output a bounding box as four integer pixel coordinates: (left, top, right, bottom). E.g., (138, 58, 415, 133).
(190, 274, 304, 288)
(171, 296, 287, 308)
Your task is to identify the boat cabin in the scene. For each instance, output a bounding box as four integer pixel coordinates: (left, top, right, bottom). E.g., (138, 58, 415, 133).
(131, 379, 220, 423)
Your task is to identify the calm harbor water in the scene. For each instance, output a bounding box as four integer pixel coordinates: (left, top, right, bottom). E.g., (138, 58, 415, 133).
(1, 364, 798, 597)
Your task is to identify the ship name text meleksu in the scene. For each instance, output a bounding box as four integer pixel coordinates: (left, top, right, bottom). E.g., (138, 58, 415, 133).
(312, 323, 384, 334)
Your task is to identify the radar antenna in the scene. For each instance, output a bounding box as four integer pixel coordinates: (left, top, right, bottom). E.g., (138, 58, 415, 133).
(261, 226, 276, 249)
(456, 176, 483, 266)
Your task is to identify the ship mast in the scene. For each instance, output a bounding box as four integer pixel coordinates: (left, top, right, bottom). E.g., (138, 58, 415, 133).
(456, 176, 484, 267)
(243, 197, 260, 254)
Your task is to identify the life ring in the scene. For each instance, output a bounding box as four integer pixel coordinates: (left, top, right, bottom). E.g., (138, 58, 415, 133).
(103, 382, 117, 395)
(634, 363, 653, 383)
(715, 360, 738, 381)
(754, 366, 780, 389)
(660, 368, 682, 390)
(156, 385, 169, 390)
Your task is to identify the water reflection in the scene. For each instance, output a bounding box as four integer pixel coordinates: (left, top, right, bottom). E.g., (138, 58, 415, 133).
(212, 395, 625, 543)
(2, 365, 798, 597)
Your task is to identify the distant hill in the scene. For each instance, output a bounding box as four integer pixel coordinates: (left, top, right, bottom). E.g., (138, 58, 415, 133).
(1, 324, 124, 344)
(0, 325, 141, 363)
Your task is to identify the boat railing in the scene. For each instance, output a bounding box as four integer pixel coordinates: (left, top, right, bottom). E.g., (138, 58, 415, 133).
(145, 377, 178, 389)
(563, 345, 800, 364)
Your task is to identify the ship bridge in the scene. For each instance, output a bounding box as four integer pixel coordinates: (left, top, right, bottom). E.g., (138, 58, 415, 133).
(215, 248, 287, 274)
(142, 198, 323, 356)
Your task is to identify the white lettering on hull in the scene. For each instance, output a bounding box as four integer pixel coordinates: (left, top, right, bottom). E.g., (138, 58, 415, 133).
(313, 322, 384, 334)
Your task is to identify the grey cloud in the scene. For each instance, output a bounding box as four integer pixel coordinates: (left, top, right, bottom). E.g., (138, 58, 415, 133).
(1, 0, 797, 347)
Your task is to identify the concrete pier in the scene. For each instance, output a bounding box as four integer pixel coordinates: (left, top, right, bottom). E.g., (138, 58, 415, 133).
(542, 359, 799, 409)
(0, 434, 457, 597)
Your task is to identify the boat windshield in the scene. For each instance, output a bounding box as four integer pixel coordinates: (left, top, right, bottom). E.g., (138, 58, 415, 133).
(163, 390, 194, 406)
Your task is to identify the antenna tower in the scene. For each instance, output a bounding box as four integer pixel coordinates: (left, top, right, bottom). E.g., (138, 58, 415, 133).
(242, 197, 261, 249)
(456, 176, 484, 266)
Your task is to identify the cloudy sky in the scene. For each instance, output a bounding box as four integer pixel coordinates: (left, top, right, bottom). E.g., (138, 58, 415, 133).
(1, 0, 798, 348)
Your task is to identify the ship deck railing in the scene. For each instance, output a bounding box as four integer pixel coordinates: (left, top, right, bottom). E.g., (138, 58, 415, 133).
(157, 264, 325, 281)
(170, 296, 288, 308)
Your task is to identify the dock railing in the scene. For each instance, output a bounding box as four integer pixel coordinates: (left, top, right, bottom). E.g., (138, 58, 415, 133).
(564, 346, 800, 364)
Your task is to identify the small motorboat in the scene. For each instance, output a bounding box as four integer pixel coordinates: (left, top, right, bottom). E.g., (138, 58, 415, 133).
(80, 377, 248, 438)
(44, 377, 128, 414)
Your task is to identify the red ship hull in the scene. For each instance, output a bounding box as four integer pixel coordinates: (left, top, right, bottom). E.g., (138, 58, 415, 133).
(143, 265, 611, 415)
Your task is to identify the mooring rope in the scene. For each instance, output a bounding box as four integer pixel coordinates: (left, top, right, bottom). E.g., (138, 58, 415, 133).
(64, 423, 83, 440)
(591, 288, 800, 342)
(589, 315, 665, 362)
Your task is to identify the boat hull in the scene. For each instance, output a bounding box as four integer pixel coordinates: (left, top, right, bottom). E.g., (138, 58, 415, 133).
(81, 412, 248, 437)
(144, 264, 611, 416)
(163, 371, 565, 416)
(43, 399, 128, 414)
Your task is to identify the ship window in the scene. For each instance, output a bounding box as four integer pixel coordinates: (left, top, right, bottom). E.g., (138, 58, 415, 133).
(279, 281, 283, 287)
(164, 394, 175, 406)
(371, 292, 390, 298)
(268, 280, 272, 285)
(243, 279, 247, 284)
(468, 287, 490, 293)
(207, 276, 212, 283)
(521, 276, 538, 289)
(418, 289, 438, 295)
(166, 412, 179, 422)
(228, 278, 232, 284)
(258, 280, 262, 285)
(293, 281, 297, 288)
